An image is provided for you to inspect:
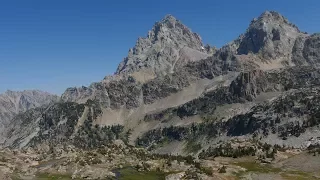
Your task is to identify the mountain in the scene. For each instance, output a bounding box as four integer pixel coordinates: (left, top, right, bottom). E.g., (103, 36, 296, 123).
(0, 90, 58, 144)
(60, 15, 217, 106)
(8, 11, 320, 148)
(0, 90, 58, 128)
(2, 11, 320, 179)
(237, 11, 301, 59)
(115, 15, 215, 82)
(214, 11, 306, 70)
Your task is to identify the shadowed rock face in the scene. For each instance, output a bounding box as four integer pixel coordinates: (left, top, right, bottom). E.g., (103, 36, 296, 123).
(237, 11, 301, 60)
(229, 70, 268, 101)
(292, 33, 320, 65)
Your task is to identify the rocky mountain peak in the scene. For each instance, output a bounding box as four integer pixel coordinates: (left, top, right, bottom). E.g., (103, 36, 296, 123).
(251, 11, 300, 32)
(115, 14, 209, 81)
(162, 14, 176, 21)
(237, 11, 303, 60)
(146, 14, 203, 47)
(156, 14, 178, 29)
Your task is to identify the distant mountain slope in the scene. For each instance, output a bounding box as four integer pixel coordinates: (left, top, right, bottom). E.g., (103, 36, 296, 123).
(0, 90, 58, 131)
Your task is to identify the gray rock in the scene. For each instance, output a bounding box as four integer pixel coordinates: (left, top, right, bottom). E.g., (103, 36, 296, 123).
(292, 33, 320, 65)
(237, 11, 301, 60)
(115, 14, 210, 80)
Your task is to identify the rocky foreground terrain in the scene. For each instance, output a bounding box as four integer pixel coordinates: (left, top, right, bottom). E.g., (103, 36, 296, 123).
(1, 11, 320, 179)
(1, 139, 320, 180)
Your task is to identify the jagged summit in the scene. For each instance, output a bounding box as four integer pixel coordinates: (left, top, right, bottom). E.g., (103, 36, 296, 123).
(146, 14, 202, 45)
(154, 14, 178, 30)
(235, 10, 303, 61)
(251, 11, 300, 32)
(162, 14, 176, 21)
(115, 14, 211, 81)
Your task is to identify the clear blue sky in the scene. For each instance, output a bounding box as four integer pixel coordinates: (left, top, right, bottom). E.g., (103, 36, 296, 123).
(1, 0, 319, 95)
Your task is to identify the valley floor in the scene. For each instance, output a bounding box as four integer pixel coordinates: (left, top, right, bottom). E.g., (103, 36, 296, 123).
(1, 142, 320, 180)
